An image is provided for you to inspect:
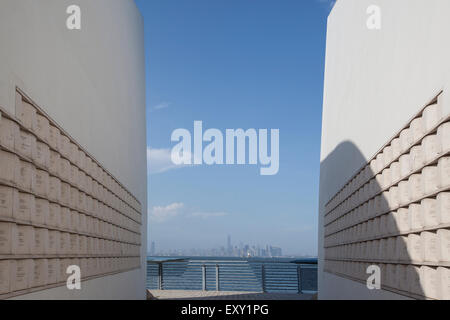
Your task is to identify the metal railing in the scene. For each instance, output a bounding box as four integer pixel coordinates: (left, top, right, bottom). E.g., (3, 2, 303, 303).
(147, 258, 317, 294)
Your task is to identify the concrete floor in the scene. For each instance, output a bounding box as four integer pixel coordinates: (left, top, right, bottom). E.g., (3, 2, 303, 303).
(148, 290, 314, 300)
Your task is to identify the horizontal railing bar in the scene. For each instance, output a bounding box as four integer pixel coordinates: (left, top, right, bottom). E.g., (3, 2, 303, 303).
(146, 259, 318, 293)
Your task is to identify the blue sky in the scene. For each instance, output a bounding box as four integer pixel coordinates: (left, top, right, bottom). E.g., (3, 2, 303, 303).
(135, 0, 334, 256)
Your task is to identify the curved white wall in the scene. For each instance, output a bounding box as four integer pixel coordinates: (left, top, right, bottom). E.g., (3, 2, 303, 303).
(0, 0, 147, 299)
(319, 0, 450, 300)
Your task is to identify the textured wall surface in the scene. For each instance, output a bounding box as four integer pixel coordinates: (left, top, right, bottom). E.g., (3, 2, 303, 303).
(0, 0, 147, 299)
(319, 0, 450, 299)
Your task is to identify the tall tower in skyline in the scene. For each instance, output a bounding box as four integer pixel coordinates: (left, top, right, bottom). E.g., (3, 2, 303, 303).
(151, 241, 156, 256)
(227, 235, 232, 255)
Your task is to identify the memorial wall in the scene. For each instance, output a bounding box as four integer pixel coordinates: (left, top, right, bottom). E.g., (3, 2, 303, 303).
(323, 92, 450, 299)
(0, 90, 142, 298)
(0, 0, 147, 299)
(319, 0, 450, 300)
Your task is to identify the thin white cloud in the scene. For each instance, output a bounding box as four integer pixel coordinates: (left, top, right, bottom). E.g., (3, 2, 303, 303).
(147, 147, 201, 175)
(147, 148, 179, 174)
(149, 202, 184, 222)
(190, 212, 229, 219)
(149, 202, 229, 223)
(152, 102, 170, 111)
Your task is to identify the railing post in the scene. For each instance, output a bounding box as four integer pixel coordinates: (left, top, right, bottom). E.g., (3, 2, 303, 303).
(202, 264, 206, 291)
(261, 264, 266, 293)
(297, 265, 303, 294)
(215, 264, 220, 291)
(158, 263, 163, 290)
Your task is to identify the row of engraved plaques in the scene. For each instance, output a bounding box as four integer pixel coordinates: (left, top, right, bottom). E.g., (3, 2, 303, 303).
(324, 259, 450, 300)
(325, 94, 447, 221)
(0, 257, 141, 296)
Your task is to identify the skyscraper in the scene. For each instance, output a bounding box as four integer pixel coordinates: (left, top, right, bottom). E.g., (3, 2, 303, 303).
(150, 241, 156, 256)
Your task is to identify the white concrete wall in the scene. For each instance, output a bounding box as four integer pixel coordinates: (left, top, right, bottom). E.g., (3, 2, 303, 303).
(319, 0, 450, 299)
(0, 0, 147, 299)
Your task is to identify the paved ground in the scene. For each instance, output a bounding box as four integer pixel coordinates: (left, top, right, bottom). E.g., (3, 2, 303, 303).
(148, 290, 314, 300)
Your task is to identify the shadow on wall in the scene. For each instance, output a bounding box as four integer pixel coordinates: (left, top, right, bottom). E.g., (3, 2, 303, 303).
(320, 140, 426, 300)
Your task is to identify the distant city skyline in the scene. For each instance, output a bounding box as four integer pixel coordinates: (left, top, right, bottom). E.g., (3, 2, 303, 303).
(148, 235, 316, 258)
